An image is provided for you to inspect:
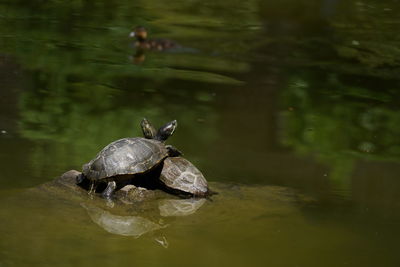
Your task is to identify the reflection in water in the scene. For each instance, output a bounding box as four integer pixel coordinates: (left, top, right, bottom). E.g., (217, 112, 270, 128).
(279, 70, 400, 196)
(1, 177, 400, 266)
(81, 203, 166, 238)
(81, 197, 206, 238)
(36, 172, 208, 247)
(154, 236, 169, 248)
(2, 0, 400, 266)
(74, 168, 207, 242)
(1, 0, 250, 182)
(159, 198, 206, 217)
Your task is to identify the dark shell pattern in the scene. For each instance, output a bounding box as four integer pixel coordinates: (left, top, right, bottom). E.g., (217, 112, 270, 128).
(160, 157, 208, 196)
(83, 137, 168, 181)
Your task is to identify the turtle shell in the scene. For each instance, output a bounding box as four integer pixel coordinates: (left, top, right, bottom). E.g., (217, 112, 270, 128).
(83, 137, 168, 181)
(160, 157, 208, 196)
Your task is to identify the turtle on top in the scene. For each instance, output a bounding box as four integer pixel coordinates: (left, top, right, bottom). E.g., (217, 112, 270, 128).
(76, 118, 209, 200)
(129, 26, 181, 51)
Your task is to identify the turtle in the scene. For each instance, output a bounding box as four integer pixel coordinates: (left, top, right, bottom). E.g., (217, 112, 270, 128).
(160, 157, 209, 197)
(141, 118, 209, 196)
(77, 120, 181, 199)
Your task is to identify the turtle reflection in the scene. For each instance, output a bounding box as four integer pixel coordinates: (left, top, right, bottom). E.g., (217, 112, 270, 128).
(47, 171, 207, 243)
(159, 198, 206, 217)
(81, 202, 166, 238)
(81, 186, 206, 241)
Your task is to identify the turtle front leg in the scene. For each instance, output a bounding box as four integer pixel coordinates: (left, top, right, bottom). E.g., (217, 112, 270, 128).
(102, 181, 117, 199)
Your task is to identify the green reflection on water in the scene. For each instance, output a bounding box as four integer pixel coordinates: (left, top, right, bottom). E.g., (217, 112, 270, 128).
(280, 70, 400, 194)
(0, 0, 399, 193)
(1, 0, 400, 266)
(17, 79, 219, 179)
(0, 0, 262, 181)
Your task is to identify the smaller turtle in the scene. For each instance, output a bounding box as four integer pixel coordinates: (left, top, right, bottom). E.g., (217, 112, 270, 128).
(141, 118, 209, 196)
(160, 157, 209, 197)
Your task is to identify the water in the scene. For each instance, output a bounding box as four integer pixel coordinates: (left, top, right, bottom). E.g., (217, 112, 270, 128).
(1, 0, 400, 266)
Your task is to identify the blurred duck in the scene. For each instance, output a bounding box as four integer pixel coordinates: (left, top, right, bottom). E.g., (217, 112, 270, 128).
(129, 26, 180, 51)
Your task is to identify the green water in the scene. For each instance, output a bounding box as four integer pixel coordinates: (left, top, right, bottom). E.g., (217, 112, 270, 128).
(1, 0, 400, 266)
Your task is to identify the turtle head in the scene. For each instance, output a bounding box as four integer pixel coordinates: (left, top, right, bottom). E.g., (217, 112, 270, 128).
(155, 120, 177, 142)
(140, 118, 156, 139)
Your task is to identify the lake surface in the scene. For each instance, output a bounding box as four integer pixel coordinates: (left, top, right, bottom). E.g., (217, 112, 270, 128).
(1, 0, 400, 266)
